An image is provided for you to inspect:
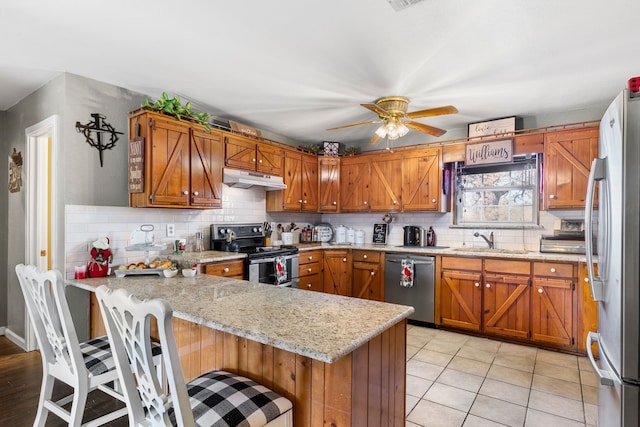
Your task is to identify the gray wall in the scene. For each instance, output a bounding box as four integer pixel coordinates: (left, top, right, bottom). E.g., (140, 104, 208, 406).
(0, 110, 6, 327)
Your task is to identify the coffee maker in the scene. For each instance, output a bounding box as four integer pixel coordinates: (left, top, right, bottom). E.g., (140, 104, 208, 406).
(403, 226, 421, 246)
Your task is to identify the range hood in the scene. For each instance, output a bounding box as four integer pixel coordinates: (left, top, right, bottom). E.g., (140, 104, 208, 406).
(223, 168, 286, 191)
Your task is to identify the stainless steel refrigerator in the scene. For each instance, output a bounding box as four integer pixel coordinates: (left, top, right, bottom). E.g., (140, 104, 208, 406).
(585, 88, 640, 426)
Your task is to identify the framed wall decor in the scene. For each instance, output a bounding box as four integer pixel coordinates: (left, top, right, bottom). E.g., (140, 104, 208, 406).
(373, 223, 388, 244)
(468, 116, 521, 139)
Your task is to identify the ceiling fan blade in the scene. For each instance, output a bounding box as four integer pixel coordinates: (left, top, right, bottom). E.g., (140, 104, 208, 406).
(405, 120, 447, 137)
(327, 120, 380, 131)
(406, 105, 458, 119)
(361, 103, 390, 117)
(368, 133, 383, 145)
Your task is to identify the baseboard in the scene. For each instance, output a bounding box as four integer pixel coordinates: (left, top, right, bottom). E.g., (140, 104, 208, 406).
(0, 326, 5, 335)
(4, 328, 27, 351)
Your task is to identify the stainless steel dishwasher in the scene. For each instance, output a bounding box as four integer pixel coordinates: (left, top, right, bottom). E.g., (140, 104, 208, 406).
(384, 253, 435, 325)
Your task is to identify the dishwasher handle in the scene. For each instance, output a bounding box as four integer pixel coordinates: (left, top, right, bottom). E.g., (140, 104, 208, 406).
(386, 258, 434, 266)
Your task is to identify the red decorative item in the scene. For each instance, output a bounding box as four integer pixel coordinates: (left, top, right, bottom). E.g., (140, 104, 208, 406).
(88, 237, 112, 277)
(629, 77, 640, 93)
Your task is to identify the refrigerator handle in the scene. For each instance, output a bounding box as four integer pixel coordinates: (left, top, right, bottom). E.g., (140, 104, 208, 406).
(584, 157, 605, 302)
(586, 332, 615, 386)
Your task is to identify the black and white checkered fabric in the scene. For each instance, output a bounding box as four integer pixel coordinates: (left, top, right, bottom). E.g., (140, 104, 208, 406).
(169, 370, 292, 427)
(80, 335, 162, 377)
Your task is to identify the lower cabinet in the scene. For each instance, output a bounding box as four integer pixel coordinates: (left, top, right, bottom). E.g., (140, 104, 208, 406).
(323, 249, 352, 296)
(298, 250, 323, 292)
(440, 257, 483, 332)
(351, 250, 384, 301)
(202, 259, 244, 279)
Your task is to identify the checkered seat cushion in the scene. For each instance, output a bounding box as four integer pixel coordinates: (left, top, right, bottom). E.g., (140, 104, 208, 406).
(80, 335, 162, 377)
(169, 370, 293, 427)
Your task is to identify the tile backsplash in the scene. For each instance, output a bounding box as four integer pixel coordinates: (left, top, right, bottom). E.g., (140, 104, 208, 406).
(64, 185, 583, 278)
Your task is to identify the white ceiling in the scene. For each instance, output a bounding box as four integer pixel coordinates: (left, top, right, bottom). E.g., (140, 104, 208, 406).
(1, 0, 639, 146)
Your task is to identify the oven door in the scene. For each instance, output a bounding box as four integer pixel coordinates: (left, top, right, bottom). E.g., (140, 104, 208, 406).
(247, 254, 299, 287)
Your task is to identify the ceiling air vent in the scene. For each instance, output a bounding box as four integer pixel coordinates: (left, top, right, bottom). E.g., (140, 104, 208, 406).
(386, 0, 427, 12)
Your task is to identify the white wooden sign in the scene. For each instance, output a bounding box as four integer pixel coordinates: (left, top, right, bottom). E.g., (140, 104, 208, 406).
(468, 116, 516, 139)
(465, 139, 513, 166)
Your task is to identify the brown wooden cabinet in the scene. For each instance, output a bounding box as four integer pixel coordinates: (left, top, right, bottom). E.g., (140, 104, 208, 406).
(351, 250, 384, 301)
(531, 261, 576, 347)
(439, 257, 483, 332)
(129, 111, 223, 209)
(203, 259, 244, 279)
(340, 153, 402, 212)
(340, 155, 370, 212)
(224, 134, 284, 176)
(298, 250, 323, 292)
(543, 127, 599, 209)
(323, 249, 352, 296)
(483, 259, 531, 340)
(402, 147, 442, 211)
(267, 151, 318, 212)
(318, 157, 340, 213)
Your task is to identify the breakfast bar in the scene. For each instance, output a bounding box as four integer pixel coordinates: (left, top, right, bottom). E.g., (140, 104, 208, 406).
(69, 274, 414, 427)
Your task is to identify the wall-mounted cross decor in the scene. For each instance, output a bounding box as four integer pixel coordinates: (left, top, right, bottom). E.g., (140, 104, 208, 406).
(75, 113, 123, 167)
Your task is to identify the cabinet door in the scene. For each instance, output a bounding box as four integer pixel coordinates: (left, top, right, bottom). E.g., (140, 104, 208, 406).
(224, 135, 257, 171)
(203, 260, 244, 279)
(352, 261, 383, 301)
(190, 128, 223, 208)
(543, 127, 598, 209)
(148, 116, 191, 206)
(300, 153, 318, 211)
(483, 273, 530, 339)
(282, 152, 303, 210)
(319, 157, 340, 213)
(257, 142, 284, 175)
(402, 148, 442, 211)
(440, 270, 482, 331)
(323, 250, 352, 296)
(340, 156, 370, 212)
(369, 153, 402, 211)
(531, 277, 575, 347)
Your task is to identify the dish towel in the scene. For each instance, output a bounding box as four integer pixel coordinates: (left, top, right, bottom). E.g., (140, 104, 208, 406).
(401, 259, 414, 288)
(275, 256, 288, 285)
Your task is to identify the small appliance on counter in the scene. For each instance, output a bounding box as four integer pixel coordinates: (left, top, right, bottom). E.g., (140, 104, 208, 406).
(539, 219, 589, 254)
(403, 226, 421, 246)
(421, 226, 437, 247)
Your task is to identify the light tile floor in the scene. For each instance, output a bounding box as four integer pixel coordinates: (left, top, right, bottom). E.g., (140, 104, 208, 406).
(405, 325, 598, 427)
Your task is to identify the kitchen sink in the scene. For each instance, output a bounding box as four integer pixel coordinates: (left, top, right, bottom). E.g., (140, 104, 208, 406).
(453, 247, 529, 254)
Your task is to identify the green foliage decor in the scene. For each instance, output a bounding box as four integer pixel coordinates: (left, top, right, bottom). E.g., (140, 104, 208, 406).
(144, 92, 211, 131)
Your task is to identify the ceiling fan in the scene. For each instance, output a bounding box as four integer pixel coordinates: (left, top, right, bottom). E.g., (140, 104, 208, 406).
(327, 96, 458, 144)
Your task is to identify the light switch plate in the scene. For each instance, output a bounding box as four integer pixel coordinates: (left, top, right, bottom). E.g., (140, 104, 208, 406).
(166, 223, 175, 237)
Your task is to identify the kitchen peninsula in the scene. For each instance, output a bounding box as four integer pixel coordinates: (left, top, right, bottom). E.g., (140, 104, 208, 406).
(69, 274, 414, 427)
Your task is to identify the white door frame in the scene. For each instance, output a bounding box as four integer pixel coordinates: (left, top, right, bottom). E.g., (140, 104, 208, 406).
(23, 115, 60, 351)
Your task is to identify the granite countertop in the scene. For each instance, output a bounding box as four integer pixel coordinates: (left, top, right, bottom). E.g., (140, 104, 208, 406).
(68, 274, 414, 364)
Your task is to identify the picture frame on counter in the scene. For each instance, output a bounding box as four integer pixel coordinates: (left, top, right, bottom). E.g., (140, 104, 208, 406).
(373, 223, 388, 244)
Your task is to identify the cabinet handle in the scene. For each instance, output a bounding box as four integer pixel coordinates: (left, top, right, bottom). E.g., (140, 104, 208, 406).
(307, 268, 312, 273)
(308, 256, 313, 261)
(393, 200, 397, 205)
(193, 191, 199, 196)
(538, 288, 544, 294)
(307, 283, 312, 289)
(299, 199, 303, 204)
(370, 271, 375, 276)
(474, 282, 480, 287)
(549, 194, 556, 199)
(363, 255, 368, 259)
(183, 190, 188, 195)
(363, 201, 368, 205)
(486, 283, 491, 288)
(303, 200, 307, 204)
(584, 277, 589, 283)
(223, 268, 229, 273)
(550, 267, 556, 273)
(252, 158, 256, 163)
(432, 198, 437, 203)
(332, 201, 337, 205)
(343, 258, 347, 262)
(258, 159, 263, 164)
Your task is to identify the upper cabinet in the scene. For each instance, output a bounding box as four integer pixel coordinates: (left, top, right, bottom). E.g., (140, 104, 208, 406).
(224, 134, 284, 176)
(543, 127, 599, 210)
(266, 150, 318, 212)
(402, 147, 442, 211)
(340, 153, 402, 212)
(318, 157, 340, 213)
(129, 111, 223, 209)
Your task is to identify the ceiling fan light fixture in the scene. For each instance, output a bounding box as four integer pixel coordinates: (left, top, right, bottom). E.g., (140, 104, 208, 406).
(375, 124, 388, 138)
(385, 120, 409, 140)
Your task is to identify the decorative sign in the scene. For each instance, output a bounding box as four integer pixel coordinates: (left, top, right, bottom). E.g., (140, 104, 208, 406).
(468, 116, 517, 139)
(75, 113, 122, 167)
(128, 137, 145, 193)
(8, 148, 23, 193)
(229, 120, 263, 138)
(373, 223, 388, 244)
(465, 139, 513, 166)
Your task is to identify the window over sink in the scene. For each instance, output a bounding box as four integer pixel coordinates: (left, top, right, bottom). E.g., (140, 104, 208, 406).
(454, 155, 539, 227)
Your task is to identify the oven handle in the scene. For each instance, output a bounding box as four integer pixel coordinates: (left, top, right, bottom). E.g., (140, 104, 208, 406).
(249, 254, 298, 264)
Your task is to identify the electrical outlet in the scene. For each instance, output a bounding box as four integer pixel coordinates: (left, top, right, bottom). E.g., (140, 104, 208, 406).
(166, 223, 175, 237)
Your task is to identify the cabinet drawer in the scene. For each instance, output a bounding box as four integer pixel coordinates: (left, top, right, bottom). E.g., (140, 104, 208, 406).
(484, 259, 530, 275)
(204, 260, 244, 278)
(352, 250, 381, 263)
(442, 256, 482, 271)
(300, 250, 323, 265)
(533, 262, 575, 279)
(299, 273, 323, 292)
(299, 261, 322, 277)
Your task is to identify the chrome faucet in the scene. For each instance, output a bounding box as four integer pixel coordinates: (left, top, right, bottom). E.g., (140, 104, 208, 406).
(474, 231, 494, 249)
